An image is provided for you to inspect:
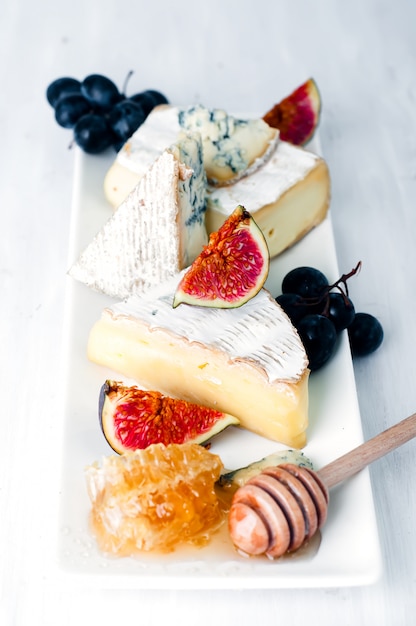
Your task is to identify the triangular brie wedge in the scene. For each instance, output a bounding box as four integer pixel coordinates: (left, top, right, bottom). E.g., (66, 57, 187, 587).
(69, 133, 208, 300)
(87, 278, 310, 448)
(207, 141, 331, 259)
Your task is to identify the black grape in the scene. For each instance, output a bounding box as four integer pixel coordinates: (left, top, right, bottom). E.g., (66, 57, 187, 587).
(46, 77, 81, 108)
(108, 100, 147, 142)
(129, 91, 159, 116)
(81, 74, 122, 112)
(297, 314, 338, 371)
(144, 89, 169, 105)
(276, 293, 321, 325)
(278, 262, 383, 371)
(348, 313, 384, 357)
(47, 72, 170, 154)
(326, 292, 355, 332)
(54, 94, 91, 128)
(282, 266, 329, 299)
(73, 114, 114, 154)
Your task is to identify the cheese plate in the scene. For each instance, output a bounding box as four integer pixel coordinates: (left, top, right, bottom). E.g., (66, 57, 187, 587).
(57, 135, 382, 589)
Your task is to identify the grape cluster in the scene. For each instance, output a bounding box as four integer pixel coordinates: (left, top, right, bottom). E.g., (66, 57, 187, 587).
(276, 263, 384, 371)
(46, 72, 169, 154)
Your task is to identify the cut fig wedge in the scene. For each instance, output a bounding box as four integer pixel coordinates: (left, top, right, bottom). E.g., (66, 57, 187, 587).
(263, 78, 321, 146)
(173, 205, 270, 309)
(99, 380, 240, 453)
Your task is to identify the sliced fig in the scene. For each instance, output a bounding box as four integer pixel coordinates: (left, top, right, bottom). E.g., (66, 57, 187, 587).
(173, 205, 269, 309)
(263, 78, 321, 146)
(99, 380, 240, 453)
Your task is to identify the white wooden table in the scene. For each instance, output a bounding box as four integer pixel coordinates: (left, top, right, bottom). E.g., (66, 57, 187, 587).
(2, 0, 416, 624)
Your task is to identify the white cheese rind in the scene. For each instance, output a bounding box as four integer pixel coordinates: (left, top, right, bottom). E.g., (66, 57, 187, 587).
(69, 133, 207, 299)
(87, 280, 310, 447)
(114, 106, 180, 181)
(107, 285, 307, 383)
(208, 141, 320, 214)
(206, 142, 331, 258)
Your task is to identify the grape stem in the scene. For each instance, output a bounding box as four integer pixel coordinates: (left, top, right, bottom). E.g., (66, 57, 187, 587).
(121, 70, 134, 97)
(296, 261, 362, 312)
(319, 260, 361, 316)
(329, 260, 362, 297)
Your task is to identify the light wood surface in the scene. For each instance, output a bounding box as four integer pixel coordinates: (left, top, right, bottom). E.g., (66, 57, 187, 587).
(2, 0, 416, 624)
(319, 412, 416, 488)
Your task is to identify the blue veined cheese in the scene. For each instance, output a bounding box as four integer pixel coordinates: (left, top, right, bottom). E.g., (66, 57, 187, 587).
(219, 449, 314, 488)
(87, 278, 310, 448)
(206, 141, 331, 259)
(178, 104, 278, 185)
(69, 133, 207, 300)
(170, 132, 207, 266)
(103, 105, 278, 208)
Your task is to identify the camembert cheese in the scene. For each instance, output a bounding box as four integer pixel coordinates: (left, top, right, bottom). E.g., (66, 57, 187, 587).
(87, 279, 310, 448)
(104, 104, 278, 207)
(69, 133, 207, 299)
(207, 141, 330, 258)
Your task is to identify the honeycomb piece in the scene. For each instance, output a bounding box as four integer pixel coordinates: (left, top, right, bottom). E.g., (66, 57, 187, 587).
(85, 443, 224, 555)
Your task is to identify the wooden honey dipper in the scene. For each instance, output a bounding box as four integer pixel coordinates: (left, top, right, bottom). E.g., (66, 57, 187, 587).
(228, 412, 416, 558)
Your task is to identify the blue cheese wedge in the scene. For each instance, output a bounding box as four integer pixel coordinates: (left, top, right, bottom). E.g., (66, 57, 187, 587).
(69, 133, 207, 300)
(206, 141, 331, 258)
(178, 104, 278, 185)
(104, 104, 278, 207)
(87, 279, 310, 448)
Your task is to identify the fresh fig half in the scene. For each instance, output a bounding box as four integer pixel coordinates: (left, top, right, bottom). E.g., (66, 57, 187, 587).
(263, 78, 321, 146)
(99, 380, 240, 453)
(173, 205, 270, 309)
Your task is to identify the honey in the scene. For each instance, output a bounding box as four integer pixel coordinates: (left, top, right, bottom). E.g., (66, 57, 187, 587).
(85, 443, 225, 556)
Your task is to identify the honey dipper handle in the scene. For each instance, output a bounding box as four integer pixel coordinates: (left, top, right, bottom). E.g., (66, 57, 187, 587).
(317, 412, 416, 489)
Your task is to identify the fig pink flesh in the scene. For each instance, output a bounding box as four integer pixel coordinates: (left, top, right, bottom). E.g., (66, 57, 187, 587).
(173, 205, 269, 309)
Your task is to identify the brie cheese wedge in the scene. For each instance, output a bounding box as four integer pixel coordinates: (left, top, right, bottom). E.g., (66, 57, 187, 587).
(69, 132, 207, 299)
(87, 279, 310, 448)
(207, 141, 331, 258)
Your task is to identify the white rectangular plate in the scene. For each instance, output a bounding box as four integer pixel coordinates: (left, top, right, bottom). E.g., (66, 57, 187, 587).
(57, 137, 382, 589)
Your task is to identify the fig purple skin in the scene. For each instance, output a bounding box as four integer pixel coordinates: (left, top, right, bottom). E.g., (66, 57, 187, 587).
(263, 78, 321, 146)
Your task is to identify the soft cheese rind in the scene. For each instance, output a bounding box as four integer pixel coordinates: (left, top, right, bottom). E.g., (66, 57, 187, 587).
(111, 106, 180, 181)
(69, 133, 207, 299)
(206, 141, 331, 258)
(87, 282, 310, 448)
